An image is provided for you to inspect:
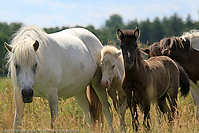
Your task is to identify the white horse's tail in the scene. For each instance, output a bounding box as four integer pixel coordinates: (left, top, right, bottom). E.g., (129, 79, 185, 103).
(87, 84, 104, 132)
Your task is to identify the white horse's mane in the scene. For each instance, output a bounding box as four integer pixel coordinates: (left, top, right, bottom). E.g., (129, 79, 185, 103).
(101, 45, 123, 62)
(181, 29, 199, 51)
(6, 25, 48, 74)
(181, 29, 199, 40)
(10, 25, 47, 47)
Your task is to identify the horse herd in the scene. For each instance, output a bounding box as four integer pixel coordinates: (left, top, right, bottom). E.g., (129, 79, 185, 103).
(4, 26, 199, 132)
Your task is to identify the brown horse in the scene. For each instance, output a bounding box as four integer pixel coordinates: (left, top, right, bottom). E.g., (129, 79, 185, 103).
(143, 35, 199, 83)
(142, 40, 190, 98)
(117, 28, 188, 130)
(142, 32, 199, 117)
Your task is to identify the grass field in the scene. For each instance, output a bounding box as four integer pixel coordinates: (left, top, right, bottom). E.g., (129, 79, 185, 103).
(0, 77, 199, 133)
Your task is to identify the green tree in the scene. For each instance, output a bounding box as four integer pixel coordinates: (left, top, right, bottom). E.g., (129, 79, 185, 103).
(139, 19, 151, 45)
(0, 30, 9, 76)
(105, 14, 124, 29)
(125, 19, 139, 29)
(101, 14, 125, 46)
(183, 14, 195, 32)
(151, 17, 165, 43)
(162, 16, 170, 37)
(0, 31, 8, 63)
(168, 13, 184, 36)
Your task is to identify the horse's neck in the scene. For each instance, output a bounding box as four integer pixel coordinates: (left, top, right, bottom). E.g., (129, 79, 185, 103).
(124, 61, 137, 79)
(125, 51, 146, 79)
(134, 49, 146, 71)
(44, 36, 64, 56)
(37, 36, 64, 72)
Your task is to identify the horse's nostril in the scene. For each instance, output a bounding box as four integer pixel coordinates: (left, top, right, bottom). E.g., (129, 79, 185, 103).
(21, 89, 25, 96)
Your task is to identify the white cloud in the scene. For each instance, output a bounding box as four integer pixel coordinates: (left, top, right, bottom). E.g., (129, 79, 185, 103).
(23, 13, 71, 28)
(0, 0, 198, 28)
(20, 0, 46, 5)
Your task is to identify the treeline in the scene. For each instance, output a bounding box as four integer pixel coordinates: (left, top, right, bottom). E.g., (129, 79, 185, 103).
(0, 13, 199, 76)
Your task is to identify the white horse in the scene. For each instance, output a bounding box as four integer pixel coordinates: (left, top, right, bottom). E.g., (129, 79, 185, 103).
(100, 45, 128, 131)
(4, 26, 115, 132)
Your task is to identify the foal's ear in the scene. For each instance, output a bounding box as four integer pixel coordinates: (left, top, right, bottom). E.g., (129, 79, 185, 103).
(4, 42, 13, 52)
(33, 40, 39, 51)
(117, 29, 123, 40)
(115, 51, 121, 59)
(134, 27, 140, 40)
(142, 48, 150, 54)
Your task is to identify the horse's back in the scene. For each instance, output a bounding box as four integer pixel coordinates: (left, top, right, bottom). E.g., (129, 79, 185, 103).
(148, 56, 178, 77)
(35, 28, 103, 98)
(148, 55, 177, 67)
(50, 28, 103, 63)
(147, 56, 179, 98)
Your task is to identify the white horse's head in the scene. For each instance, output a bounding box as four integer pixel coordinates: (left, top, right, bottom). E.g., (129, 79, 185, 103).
(100, 46, 121, 88)
(5, 40, 40, 103)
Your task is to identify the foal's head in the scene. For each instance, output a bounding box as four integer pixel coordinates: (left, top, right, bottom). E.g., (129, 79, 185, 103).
(117, 28, 140, 69)
(100, 46, 121, 87)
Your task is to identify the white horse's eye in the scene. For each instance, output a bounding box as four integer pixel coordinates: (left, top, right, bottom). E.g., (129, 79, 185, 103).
(33, 63, 38, 72)
(14, 63, 21, 76)
(15, 64, 20, 70)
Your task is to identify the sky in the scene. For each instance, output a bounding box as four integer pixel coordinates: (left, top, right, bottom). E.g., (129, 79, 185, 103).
(0, 0, 198, 29)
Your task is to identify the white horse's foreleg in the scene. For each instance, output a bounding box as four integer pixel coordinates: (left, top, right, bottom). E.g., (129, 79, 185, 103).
(13, 87, 24, 130)
(48, 87, 59, 129)
(94, 87, 114, 132)
(92, 69, 114, 133)
(74, 88, 92, 125)
(190, 80, 199, 118)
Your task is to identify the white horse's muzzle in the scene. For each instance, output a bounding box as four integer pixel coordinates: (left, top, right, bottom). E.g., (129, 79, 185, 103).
(21, 86, 34, 103)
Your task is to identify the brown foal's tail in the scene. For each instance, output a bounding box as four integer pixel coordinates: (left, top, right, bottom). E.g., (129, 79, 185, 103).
(176, 62, 190, 97)
(87, 84, 104, 132)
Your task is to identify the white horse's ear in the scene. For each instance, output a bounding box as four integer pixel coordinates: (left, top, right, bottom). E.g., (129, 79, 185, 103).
(134, 27, 140, 40)
(117, 29, 123, 40)
(115, 51, 121, 59)
(4, 42, 13, 52)
(33, 40, 39, 51)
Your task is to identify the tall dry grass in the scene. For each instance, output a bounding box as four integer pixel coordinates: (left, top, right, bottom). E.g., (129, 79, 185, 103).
(0, 77, 199, 133)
